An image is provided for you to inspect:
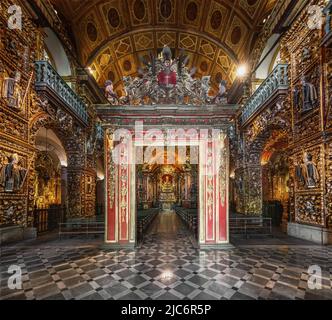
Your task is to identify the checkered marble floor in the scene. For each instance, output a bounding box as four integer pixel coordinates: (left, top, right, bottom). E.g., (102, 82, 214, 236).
(0, 221, 332, 300)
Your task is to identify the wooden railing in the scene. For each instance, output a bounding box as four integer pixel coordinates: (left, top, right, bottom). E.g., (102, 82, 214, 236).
(59, 221, 104, 238)
(241, 64, 289, 124)
(229, 217, 272, 238)
(35, 60, 89, 125)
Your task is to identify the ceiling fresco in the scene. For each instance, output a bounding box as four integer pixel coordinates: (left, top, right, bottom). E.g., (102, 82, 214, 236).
(51, 0, 277, 94)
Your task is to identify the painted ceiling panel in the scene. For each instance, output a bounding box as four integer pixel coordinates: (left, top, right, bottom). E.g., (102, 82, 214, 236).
(51, 0, 277, 90)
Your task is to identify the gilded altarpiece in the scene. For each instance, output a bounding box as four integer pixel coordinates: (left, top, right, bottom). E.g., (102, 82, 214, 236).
(0, 0, 41, 227)
(0, 0, 99, 229)
(282, 1, 328, 228)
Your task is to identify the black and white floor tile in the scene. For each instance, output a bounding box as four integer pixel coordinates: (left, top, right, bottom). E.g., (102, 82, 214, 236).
(0, 216, 331, 300)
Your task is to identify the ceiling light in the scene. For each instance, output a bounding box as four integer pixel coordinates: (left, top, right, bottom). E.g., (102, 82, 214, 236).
(236, 64, 248, 78)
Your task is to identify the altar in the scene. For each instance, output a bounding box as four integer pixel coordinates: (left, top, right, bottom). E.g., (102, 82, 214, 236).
(159, 174, 176, 211)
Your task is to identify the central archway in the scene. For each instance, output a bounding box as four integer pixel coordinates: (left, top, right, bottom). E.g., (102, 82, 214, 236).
(103, 127, 230, 249)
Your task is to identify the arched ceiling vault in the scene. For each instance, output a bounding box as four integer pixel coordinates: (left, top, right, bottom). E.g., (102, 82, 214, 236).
(51, 0, 277, 94)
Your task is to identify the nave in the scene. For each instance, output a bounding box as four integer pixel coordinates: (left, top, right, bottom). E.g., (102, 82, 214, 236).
(1, 211, 331, 301)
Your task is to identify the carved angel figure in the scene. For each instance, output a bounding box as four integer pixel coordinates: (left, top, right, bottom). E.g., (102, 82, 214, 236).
(56, 109, 73, 133)
(105, 80, 119, 105)
(213, 80, 228, 104)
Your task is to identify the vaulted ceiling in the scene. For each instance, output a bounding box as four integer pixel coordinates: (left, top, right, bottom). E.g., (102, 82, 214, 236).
(51, 0, 277, 95)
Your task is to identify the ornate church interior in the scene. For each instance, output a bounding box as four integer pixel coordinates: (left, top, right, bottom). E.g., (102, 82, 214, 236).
(0, 0, 332, 302)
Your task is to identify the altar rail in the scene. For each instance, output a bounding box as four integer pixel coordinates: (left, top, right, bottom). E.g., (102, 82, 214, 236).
(59, 221, 104, 238)
(229, 217, 272, 238)
(241, 64, 289, 124)
(35, 60, 89, 125)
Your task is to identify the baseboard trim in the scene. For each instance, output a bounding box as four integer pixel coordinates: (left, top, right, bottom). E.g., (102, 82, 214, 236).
(199, 243, 235, 250)
(100, 243, 136, 250)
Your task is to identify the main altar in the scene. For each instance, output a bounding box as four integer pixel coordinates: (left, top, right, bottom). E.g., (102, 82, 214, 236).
(159, 174, 176, 212)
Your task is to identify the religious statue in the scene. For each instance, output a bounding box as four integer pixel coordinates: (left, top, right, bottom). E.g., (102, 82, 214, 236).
(2, 71, 23, 110)
(302, 152, 320, 188)
(213, 80, 228, 104)
(105, 80, 119, 105)
(161, 175, 173, 192)
(301, 76, 318, 112)
(296, 152, 320, 188)
(0, 153, 28, 192)
(295, 160, 305, 186)
(199, 76, 212, 102)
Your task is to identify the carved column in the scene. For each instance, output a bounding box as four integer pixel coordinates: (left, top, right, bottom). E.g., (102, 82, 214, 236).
(244, 165, 263, 215)
(60, 165, 68, 209)
(198, 132, 231, 249)
(65, 128, 96, 218)
(104, 129, 135, 248)
(241, 141, 263, 216)
(142, 172, 149, 209)
(183, 172, 191, 208)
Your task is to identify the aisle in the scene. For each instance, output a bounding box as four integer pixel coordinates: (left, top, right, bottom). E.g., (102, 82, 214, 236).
(146, 211, 184, 236)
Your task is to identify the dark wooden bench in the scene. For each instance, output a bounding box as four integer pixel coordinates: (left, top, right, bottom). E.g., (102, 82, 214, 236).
(175, 207, 198, 238)
(137, 208, 159, 240)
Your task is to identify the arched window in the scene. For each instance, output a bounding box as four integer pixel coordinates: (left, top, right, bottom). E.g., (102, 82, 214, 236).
(43, 27, 72, 77)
